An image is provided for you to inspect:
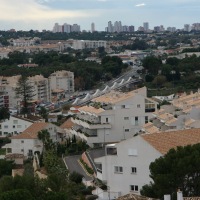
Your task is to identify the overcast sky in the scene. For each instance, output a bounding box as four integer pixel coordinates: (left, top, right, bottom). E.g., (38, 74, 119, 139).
(0, 0, 199, 31)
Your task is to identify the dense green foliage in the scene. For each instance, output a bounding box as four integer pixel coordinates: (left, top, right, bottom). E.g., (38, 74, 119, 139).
(0, 107, 10, 121)
(141, 144, 200, 198)
(0, 160, 14, 178)
(123, 39, 149, 50)
(143, 55, 200, 91)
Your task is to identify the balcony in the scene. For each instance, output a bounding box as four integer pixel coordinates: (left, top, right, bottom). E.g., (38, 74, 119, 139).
(70, 128, 99, 144)
(71, 117, 111, 129)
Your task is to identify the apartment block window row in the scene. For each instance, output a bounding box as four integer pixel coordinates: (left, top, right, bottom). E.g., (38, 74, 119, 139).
(130, 185, 138, 192)
(114, 166, 123, 173)
(124, 117, 129, 120)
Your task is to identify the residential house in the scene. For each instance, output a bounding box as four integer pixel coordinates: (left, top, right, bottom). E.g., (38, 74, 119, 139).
(0, 115, 44, 137)
(3, 122, 64, 158)
(71, 87, 158, 147)
(94, 128, 200, 199)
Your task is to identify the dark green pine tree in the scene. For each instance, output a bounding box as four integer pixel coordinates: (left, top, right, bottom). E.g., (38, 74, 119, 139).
(15, 76, 35, 115)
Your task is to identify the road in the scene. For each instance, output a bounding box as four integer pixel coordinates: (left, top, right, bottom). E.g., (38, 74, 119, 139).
(51, 65, 141, 109)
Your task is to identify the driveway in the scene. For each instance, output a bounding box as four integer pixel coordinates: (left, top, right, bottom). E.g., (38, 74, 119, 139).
(64, 155, 92, 181)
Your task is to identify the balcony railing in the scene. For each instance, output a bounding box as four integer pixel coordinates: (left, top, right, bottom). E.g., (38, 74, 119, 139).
(71, 117, 111, 129)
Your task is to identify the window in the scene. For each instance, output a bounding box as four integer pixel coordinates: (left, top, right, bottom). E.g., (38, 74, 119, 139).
(106, 118, 108, 123)
(21, 149, 24, 152)
(128, 149, 138, 156)
(7, 148, 12, 153)
(135, 117, 138, 125)
(145, 116, 148, 124)
(4, 125, 8, 129)
(124, 117, 129, 120)
(131, 167, 137, 174)
(125, 129, 130, 132)
(121, 105, 125, 109)
(145, 99, 156, 113)
(13, 120, 18, 124)
(114, 166, 123, 173)
(130, 185, 138, 192)
(21, 140, 24, 143)
(0, 131, 2, 136)
(17, 125, 22, 128)
(13, 125, 15, 128)
(137, 104, 140, 108)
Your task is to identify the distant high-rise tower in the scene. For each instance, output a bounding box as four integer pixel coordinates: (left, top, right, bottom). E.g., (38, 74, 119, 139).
(184, 24, 190, 32)
(108, 21, 113, 33)
(143, 22, 149, 32)
(114, 21, 122, 32)
(91, 22, 95, 33)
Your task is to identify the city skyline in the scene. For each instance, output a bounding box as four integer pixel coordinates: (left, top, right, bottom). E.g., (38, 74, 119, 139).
(0, 0, 200, 31)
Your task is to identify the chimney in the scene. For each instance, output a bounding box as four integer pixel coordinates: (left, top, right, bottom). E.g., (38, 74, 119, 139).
(177, 189, 183, 200)
(164, 195, 171, 200)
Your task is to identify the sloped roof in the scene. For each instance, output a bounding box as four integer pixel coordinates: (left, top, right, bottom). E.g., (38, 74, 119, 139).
(11, 122, 48, 139)
(142, 128, 200, 155)
(60, 118, 74, 129)
(79, 105, 105, 115)
(117, 193, 158, 200)
(93, 90, 136, 104)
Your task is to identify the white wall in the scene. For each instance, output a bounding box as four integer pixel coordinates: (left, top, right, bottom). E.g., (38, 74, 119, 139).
(10, 138, 42, 157)
(95, 136, 162, 197)
(0, 116, 33, 137)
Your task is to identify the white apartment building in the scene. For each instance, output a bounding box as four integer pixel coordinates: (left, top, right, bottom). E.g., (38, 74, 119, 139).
(0, 116, 34, 137)
(72, 40, 107, 50)
(12, 37, 41, 47)
(28, 75, 51, 103)
(70, 87, 157, 147)
(49, 70, 74, 94)
(0, 75, 51, 109)
(3, 122, 64, 158)
(94, 128, 200, 199)
(0, 75, 21, 108)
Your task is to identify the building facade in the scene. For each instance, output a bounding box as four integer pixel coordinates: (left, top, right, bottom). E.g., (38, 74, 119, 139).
(70, 87, 157, 147)
(94, 128, 200, 199)
(49, 70, 74, 94)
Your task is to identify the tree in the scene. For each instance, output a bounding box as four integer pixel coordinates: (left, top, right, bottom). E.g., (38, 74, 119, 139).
(39, 107, 48, 122)
(142, 56, 162, 75)
(0, 160, 14, 178)
(15, 76, 35, 115)
(69, 172, 84, 184)
(0, 107, 10, 121)
(152, 75, 167, 88)
(141, 144, 200, 198)
(0, 189, 34, 200)
(38, 130, 54, 151)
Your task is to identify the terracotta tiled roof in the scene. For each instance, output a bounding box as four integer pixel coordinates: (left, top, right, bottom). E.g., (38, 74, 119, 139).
(117, 193, 158, 200)
(5, 154, 24, 159)
(142, 128, 200, 155)
(93, 90, 136, 104)
(79, 105, 105, 115)
(165, 117, 177, 125)
(185, 118, 195, 126)
(93, 87, 146, 104)
(11, 122, 48, 139)
(60, 118, 74, 129)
